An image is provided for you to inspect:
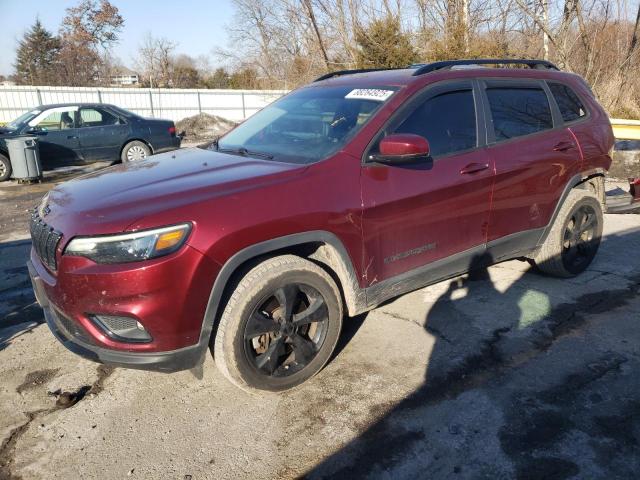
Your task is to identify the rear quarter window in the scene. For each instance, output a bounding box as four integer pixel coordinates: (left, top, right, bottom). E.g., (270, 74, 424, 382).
(548, 83, 587, 123)
(486, 87, 553, 141)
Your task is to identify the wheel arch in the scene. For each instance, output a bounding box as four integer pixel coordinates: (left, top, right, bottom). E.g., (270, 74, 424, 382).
(536, 170, 606, 248)
(575, 172, 606, 206)
(198, 231, 366, 350)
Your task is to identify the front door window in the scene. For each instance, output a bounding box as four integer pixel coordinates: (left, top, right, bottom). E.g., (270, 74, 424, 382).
(29, 107, 78, 131)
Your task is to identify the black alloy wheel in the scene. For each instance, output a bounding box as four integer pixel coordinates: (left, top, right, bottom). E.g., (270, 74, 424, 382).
(561, 204, 599, 274)
(244, 283, 329, 378)
(214, 254, 343, 392)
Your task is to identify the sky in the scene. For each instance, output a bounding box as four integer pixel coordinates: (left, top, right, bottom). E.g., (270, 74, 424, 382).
(0, 0, 236, 76)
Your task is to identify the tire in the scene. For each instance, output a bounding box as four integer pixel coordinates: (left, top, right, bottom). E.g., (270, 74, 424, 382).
(532, 189, 603, 278)
(214, 255, 343, 393)
(121, 141, 151, 162)
(0, 153, 11, 182)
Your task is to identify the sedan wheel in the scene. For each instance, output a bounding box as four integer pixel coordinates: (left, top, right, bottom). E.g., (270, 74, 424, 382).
(0, 154, 11, 182)
(127, 145, 148, 161)
(121, 141, 151, 163)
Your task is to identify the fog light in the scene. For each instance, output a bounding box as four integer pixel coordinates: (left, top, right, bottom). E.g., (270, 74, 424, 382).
(90, 315, 152, 343)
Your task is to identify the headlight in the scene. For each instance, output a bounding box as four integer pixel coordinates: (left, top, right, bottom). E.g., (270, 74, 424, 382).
(65, 223, 191, 264)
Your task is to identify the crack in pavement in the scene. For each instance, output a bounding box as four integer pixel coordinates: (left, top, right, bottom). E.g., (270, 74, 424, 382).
(0, 365, 114, 480)
(374, 309, 424, 328)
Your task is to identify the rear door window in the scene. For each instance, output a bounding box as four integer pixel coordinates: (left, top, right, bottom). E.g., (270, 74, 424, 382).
(486, 86, 553, 141)
(389, 88, 477, 157)
(79, 108, 120, 128)
(548, 83, 587, 122)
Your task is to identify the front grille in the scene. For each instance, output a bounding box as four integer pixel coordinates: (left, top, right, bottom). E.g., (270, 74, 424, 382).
(30, 212, 62, 270)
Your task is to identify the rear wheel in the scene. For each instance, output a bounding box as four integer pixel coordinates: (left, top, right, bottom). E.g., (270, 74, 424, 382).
(213, 255, 343, 393)
(0, 153, 11, 181)
(121, 141, 151, 162)
(531, 189, 603, 277)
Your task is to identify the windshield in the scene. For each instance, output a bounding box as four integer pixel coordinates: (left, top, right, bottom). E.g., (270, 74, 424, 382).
(6, 109, 41, 130)
(216, 85, 398, 164)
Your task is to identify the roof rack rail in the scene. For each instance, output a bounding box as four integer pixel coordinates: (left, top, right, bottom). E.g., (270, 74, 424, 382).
(411, 59, 559, 76)
(313, 59, 559, 82)
(314, 67, 401, 82)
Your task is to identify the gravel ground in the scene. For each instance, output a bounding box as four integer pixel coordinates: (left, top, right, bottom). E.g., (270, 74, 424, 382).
(0, 164, 639, 479)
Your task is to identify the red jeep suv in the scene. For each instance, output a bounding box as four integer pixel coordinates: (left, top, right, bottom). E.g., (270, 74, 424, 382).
(28, 59, 614, 392)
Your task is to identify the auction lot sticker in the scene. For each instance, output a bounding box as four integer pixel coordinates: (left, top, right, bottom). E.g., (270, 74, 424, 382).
(345, 89, 395, 102)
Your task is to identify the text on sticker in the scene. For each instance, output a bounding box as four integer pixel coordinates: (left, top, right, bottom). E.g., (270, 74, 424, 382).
(345, 89, 394, 102)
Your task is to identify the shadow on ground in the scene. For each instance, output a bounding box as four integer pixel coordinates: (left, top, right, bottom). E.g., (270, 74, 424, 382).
(306, 227, 640, 480)
(0, 239, 42, 352)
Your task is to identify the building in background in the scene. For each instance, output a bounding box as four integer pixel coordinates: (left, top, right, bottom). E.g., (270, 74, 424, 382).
(110, 67, 139, 87)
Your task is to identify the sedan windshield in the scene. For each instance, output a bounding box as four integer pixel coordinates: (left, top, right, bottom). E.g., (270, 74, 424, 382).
(6, 109, 41, 130)
(216, 85, 398, 164)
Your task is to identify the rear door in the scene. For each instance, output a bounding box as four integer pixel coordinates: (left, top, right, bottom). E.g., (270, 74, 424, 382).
(547, 81, 612, 171)
(480, 79, 581, 249)
(361, 80, 495, 284)
(77, 106, 129, 161)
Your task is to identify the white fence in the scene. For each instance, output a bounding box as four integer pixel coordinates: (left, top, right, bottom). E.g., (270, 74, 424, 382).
(0, 85, 288, 123)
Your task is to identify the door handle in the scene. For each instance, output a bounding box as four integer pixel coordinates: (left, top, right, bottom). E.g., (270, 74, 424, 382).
(67, 135, 78, 139)
(553, 141, 575, 152)
(460, 162, 490, 175)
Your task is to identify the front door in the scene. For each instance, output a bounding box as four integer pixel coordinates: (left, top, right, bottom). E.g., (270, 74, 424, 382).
(361, 81, 495, 285)
(29, 106, 81, 168)
(77, 106, 129, 161)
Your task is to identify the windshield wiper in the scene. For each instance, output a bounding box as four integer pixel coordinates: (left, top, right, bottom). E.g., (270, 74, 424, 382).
(216, 145, 274, 160)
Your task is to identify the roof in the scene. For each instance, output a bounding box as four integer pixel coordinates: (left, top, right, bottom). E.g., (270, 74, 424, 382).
(110, 66, 139, 76)
(32, 103, 119, 110)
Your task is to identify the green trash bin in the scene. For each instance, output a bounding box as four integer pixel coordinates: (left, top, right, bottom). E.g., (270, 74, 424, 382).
(6, 136, 42, 182)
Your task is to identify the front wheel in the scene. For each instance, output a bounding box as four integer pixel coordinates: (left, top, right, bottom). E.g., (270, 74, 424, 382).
(213, 255, 343, 393)
(121, 141, 151, 162)
(531, 189, 603, 277)
(0, 153, 11, 181)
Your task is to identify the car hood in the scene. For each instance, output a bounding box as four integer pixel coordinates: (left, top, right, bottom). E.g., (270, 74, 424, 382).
(44, 147, 304, 237)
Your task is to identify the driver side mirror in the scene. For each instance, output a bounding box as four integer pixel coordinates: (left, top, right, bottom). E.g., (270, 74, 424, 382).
(372, 134, 430, 164)
(26, 126, 47, 135)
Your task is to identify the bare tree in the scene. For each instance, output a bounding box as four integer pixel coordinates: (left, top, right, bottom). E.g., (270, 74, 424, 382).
(136, 34, 177, 88)
(216, 0, 640, 116)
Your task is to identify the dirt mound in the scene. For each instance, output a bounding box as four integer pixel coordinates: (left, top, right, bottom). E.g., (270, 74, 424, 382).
(176, 113, 237, 143)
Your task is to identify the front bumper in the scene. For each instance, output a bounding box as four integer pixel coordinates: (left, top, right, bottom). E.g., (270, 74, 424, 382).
(28, 259, 206, 373)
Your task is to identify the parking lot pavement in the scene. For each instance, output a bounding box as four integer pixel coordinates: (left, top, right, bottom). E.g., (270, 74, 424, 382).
(1, 176, 639, 479)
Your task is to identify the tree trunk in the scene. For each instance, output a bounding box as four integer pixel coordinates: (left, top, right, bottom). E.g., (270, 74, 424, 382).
(462, 0, 469, 54)
(629, 3, 640, 58)
(542, 0, 549, 60)
(302, 0, 330, 69)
